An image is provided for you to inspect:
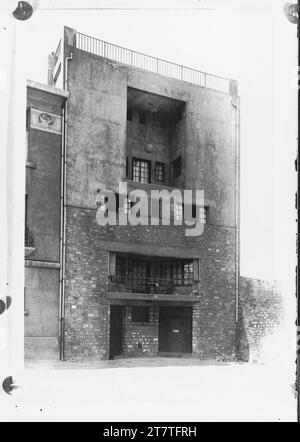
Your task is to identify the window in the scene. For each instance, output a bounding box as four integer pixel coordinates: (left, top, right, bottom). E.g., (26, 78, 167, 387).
(152, 116, 164, 129)
(132, 158, 151, 183)
(183, 262, 194, 285)
(175, 203, 183, 222)
(126, 157, 129, 177)
(172, 156, 182, 179)
(26, 108, 30, 161)
(54, 63, 61, 85)
(189, 205, 208, 224)
(160, 260, 194, 286)
(127, 109, 133, 121)
(139, 112, 147, 124)
(192, 205, 208, 224)
(25, 194, 28, 229)
(199, 206, 207, 224)
(155, 162, 165, 182)
(96, 193, 109, 215)
(115, 257, 149, 293)
(131, 306, 150, 322)
(24, 287, 28, 316)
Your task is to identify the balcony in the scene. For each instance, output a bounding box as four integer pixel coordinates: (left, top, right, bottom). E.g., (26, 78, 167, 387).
(107, 275, 200, 303)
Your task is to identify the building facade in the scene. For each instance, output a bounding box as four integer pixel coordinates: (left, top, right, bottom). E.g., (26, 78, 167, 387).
(25, 27, 240, 361)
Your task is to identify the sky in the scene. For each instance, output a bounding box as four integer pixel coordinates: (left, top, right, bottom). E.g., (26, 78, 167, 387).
(0, 0, 298, 284)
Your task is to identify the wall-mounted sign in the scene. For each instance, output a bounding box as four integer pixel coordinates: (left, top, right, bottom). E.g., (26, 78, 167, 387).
(30, 108, 62, 135)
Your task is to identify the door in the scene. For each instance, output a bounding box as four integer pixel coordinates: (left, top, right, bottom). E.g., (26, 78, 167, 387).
(109, 305, 123, 359)
(159, 306, 192, 354)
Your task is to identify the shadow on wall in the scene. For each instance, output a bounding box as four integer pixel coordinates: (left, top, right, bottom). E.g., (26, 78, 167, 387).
(237, 277, 284, 364)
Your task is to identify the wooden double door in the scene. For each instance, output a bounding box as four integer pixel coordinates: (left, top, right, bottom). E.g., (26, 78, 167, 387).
(158, 306, 192, 354)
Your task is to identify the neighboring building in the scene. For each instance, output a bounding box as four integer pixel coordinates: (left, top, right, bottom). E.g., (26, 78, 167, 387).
(237, 277, 284, 363)
(25, 27, 241, 361)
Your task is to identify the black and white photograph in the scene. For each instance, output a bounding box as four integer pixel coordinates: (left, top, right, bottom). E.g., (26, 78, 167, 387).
(0, 0, 298, 423)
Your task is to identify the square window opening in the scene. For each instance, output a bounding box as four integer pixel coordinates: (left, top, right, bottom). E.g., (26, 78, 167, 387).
(132, 158, 151, 184)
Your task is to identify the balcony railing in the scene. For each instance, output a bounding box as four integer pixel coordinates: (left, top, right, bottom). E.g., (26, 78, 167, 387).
(25, 227, 34, 248)
(76, 31, 233, 94)
(108, 275, 193, 295)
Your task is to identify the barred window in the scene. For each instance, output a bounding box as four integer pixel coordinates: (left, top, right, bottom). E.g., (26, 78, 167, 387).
(160, 261, 171, 281)
(131, 260, 148, 279)
(155, 162, 165, 182)
(116, 256, 128, 276)
(132, 158, 151, 184)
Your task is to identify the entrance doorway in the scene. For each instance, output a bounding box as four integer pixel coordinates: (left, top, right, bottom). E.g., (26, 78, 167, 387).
(109, 305, 123, 359)
(158, 306, 192, 354)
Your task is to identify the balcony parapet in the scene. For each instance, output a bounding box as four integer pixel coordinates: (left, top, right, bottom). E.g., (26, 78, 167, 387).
(108, 275, 200, 301)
